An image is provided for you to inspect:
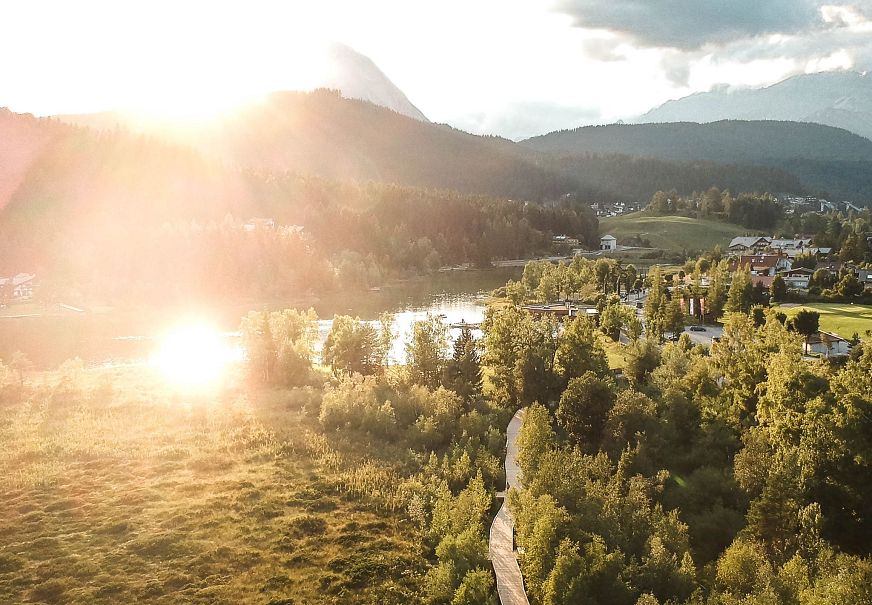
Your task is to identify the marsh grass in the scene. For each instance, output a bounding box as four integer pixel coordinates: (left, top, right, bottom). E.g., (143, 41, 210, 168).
(0, 365, 427, 604)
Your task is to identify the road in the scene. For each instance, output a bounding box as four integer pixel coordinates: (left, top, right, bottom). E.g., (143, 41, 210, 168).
(489, 408, 530, 605)
(682, 324, 723, 346)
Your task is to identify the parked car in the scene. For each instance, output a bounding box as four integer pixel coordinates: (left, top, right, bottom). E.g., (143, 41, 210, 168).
(688, 325, 706, 332)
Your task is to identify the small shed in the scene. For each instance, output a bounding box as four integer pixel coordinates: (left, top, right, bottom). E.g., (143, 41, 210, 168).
(805, 331, 850, 357)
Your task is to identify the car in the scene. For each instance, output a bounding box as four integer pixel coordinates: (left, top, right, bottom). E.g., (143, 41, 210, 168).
(688, 325, 706, 332)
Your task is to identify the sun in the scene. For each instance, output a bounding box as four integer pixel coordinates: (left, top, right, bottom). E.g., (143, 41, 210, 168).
(150, 322, 241, 391)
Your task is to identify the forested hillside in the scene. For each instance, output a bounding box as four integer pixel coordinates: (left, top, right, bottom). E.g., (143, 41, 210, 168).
(524, 121, 872, 202)
(53, 92, 815, 202)
(0, 111, 600, 302)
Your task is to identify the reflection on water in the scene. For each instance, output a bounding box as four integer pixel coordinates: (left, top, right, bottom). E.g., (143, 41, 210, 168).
(0, 269, 518, 369)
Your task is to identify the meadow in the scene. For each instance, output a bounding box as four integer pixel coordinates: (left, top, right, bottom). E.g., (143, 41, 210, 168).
(0, 364, 428, 605)
(600, 212, 753, 252)
(778, 302, 872, 339)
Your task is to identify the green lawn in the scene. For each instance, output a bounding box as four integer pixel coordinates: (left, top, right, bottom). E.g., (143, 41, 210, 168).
(777, 303, 872, 340)
(600, 213, 755, 253)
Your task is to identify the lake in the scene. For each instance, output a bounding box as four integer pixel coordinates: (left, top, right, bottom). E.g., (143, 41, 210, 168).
(0, 268, 520, 369)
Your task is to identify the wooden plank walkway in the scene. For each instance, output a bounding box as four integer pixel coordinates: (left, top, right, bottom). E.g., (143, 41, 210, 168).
(489, 408, 530, 605)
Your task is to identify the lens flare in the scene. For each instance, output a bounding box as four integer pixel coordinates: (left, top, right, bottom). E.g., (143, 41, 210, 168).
(151, 323, 240, 390)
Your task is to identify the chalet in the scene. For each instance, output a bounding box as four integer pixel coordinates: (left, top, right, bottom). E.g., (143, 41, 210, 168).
(777, 267, 815, 290)
(0, 273, 36, 301)
(728, 236, 769, 253)
(729, 254, 793, 277)
(805, 331, 850, 358)
(600, 235, 617, 251)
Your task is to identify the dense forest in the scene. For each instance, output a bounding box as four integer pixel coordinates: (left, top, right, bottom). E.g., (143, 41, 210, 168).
(0, 148, 600, 303)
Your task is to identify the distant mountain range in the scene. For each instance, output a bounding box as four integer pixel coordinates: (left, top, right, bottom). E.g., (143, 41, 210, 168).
(522, 120, 872, 202)
(522, 120, 872, 163)
(639, 71, 872, 141)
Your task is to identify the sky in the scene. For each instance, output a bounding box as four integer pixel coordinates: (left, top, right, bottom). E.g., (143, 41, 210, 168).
(2, 0, 872, 139)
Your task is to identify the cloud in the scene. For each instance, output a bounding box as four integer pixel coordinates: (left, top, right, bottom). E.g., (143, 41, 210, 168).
(555, 0, 823, 49)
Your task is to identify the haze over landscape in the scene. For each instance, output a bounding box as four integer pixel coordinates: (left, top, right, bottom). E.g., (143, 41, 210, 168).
(2, 3, 872, 605)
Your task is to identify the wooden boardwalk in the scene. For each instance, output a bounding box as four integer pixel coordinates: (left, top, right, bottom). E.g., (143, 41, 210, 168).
(489, 408, 530, 605)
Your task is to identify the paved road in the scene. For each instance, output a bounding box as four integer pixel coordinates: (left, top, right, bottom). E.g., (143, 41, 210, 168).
(489, 408, 530, 605)
(682, 325, 723, 346)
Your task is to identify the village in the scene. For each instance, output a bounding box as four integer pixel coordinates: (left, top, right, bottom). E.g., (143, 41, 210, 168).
(532, 230, 872, 360)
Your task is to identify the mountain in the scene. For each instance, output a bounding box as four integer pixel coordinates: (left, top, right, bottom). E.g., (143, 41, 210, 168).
(58, 43, 427, 129)
(639, 71, 872, 141)
(318, 43, 428, 122)
(521, 120, 872, 202)
(521, 120, 872, 163)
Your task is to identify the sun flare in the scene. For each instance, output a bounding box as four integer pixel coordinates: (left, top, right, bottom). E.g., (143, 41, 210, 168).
(151, 323, 241, 390)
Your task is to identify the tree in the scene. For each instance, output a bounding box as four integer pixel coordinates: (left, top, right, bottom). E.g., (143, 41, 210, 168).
(837, 274, 863, 298)
(645, 266, 667, 340)
(450, 570, 496, 605)
(664, 297, 685, 339)
(554, 316, 609, 385)
(482, 305, 528, 406)
(707, 260, 729, 320)
(769, 275, 787, 303)
(516, 403, 556, 479)
(600, 299, 636, 342)
(444, 327, 482, 404)
(556, 371, 616, 449)
(725, 266, 753, 314)
(407, 314, 449, 389)
(323, 315, 391, 376)
(792, 309, 820, 352)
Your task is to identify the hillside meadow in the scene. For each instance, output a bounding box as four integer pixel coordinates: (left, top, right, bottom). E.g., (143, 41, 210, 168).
(0, 363, 429, 605)
(600, 213, 753, 253)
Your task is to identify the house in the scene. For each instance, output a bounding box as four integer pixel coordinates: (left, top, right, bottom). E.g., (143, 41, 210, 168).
(783, 247, 831, 259)
(730, 254, 793, 277)
(0, 273, 36, 301)
(728, 236, 770, 253)
(552, 235, 580, 247)
(777, 267, 815, 290)
(805, 331, 850, 357)
(600, 235, 617, 251)
(769, 238, 812, 251)
(523, 303, 599, 322)
(857, 269, 872, 285)
(243, 217, 276, 232)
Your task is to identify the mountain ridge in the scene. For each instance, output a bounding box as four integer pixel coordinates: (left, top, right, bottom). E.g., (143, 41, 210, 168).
(638, 71, 872, 141)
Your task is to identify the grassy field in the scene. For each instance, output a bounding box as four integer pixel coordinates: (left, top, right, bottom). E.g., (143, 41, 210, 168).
(777, 303, 872, 340)
(600, 334, 628, 371)
(600, 213, 755, 253)
(0, 365, 427, 605)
